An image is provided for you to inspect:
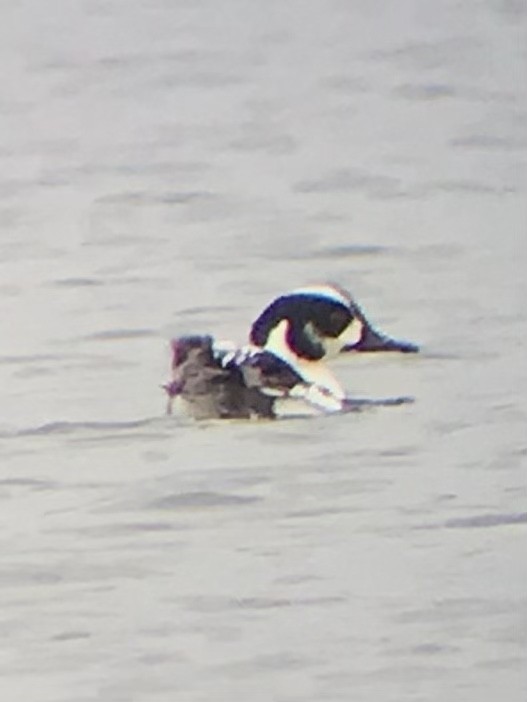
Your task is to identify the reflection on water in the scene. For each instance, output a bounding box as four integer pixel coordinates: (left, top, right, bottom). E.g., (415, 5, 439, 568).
(1, 0, 526, 701)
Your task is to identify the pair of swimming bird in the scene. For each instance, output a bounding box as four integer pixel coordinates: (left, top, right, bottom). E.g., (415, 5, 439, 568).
(164, 284, 419, 420)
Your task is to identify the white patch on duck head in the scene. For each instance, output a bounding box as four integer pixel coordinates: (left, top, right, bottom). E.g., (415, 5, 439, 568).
(264, 319, 346, 400)
(302, 317, 364, 359)
(334, 316, 364, 352)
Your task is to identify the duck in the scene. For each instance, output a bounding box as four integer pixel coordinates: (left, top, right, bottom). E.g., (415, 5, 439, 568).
(163, 284, 418, 420)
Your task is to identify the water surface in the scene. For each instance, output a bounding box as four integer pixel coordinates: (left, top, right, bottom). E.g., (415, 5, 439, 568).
(1, 1, 525, 700)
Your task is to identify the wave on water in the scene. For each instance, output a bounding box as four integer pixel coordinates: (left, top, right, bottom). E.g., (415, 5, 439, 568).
(415, 512, 527, 531)
(0, 418, 169, 439)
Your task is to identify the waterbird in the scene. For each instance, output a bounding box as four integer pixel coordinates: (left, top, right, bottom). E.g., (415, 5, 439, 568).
(163, 284, 418, 420)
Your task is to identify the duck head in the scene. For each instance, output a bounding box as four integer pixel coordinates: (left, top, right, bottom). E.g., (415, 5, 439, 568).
(250, 284, 419, 362)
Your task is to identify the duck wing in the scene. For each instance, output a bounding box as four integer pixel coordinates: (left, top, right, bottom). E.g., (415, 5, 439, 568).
(237, 351, 304, 394)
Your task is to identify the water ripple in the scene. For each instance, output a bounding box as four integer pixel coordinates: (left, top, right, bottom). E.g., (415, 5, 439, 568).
(149, 491, 261, 510)
(416, 512, 527, 530)
(443, 512, 527, 529)
(2, 419, 158, 439)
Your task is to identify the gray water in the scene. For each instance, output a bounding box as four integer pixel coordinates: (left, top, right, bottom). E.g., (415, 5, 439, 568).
(1, 1, 526, 700)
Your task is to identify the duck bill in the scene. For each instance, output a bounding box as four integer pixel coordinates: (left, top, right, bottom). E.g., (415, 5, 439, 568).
(343, 325, 419, 353)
